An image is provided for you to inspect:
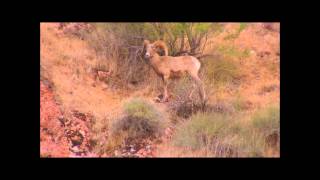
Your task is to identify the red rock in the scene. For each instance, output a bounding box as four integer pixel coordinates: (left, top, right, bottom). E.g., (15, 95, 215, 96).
(40, 81, 70, 157)
(41, 81, 94, 157)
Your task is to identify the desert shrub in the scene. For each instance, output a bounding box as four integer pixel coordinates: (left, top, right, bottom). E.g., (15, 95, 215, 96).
(143, 23, 222, 56)
(167, 75, 212, 118)
(171, 107, 279, 157)
(175, 100, 197, 119)
(112, 116, 163, 144)
(172, 100, 235, 119)
(78, 23, 151, 88)
(123, 98, 161, 120)
(231, 105, 280, 157)
(168, 74, 236, 118)
(173, 100, 207, 119)
(172, 113, 233, 152)
(169, 75, 200, 104)
(171, 76, 192, 97)
(108, 98, 165, 151)
(230, 105, 279, 156)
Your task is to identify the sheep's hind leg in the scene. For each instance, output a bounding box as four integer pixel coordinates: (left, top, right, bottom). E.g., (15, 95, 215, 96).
(188, 82, 196, 100)
(190, 74, 207, 107)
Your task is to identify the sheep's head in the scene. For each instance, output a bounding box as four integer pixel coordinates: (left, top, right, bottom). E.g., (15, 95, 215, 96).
(143, 40, 168, 59)
(143, 40, 156, 59)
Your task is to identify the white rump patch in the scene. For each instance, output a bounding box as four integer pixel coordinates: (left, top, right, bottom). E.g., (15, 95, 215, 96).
(191, 57, 201, 70)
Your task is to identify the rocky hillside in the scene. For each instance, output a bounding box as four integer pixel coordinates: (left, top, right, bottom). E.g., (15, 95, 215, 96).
(40, 23, 279, 157)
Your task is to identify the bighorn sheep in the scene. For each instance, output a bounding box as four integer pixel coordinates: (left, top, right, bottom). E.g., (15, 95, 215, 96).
(143, 40, 206, 103)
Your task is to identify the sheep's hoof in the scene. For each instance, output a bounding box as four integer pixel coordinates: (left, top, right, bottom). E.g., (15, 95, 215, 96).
(154, 97, 161, 103)
(161, 97, 169, 103)
(160, 97, 169, 103)
(154, 97, 168, 103)
(154, 94, 171, 103)
(154, 94, 164, 103)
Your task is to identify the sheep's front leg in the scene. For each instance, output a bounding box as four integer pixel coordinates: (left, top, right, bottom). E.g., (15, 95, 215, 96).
(161, 75, 170, 102)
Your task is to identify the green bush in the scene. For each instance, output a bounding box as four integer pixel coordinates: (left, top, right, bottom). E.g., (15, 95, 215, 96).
(123, 98, 161, 120)
(108, 98, 165, 152)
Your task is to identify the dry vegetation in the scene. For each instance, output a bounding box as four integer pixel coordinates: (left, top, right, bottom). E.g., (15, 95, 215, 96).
(40, 22, 280, 157)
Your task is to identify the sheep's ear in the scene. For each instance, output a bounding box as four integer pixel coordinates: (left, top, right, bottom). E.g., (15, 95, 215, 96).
(143, 40, 150, 47)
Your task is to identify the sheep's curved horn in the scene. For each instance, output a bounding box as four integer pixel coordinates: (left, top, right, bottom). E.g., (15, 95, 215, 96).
(152, 40, 169, 56)
(143, 40, 150, 46)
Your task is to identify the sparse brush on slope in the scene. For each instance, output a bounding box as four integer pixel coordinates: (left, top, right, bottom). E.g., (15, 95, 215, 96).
(171, 104, 280, 157)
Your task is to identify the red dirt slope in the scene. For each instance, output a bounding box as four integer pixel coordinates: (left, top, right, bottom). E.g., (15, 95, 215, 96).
(40, 81, 70, 157)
